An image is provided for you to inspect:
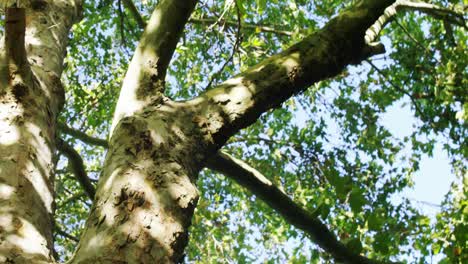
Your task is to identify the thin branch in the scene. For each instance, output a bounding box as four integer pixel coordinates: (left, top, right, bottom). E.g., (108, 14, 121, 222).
(394, 19, 427, 52)
(117, 0, 128, 47)
(119, 0, 297, 37)
(57, 192, 87, 208)
(56, 138, 96, 200)
(408, 198, 441, 208)
(55, 224, 79, 243)
(189, 17, 297, 36)
(365, 0, 466, 45)
(365, 60, 426, 120)
(206, 151, 387, 264)
(122, 0, 147, 29)
(398, 1, 466, 27)
(204, 0, 242, 90)
(58, 122, 108, 148)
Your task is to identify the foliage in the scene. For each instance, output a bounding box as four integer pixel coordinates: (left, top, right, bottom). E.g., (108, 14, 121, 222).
(40, 0, 467, 262)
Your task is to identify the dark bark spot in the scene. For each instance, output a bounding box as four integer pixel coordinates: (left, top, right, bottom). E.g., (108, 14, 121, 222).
(170, 231, 189, 264)
(31, 0, 48, 11)
(136, 130, 153, 152)
(97, 215, 106, 227)
(12, 83, 28, 100)
(288, 66, 302, 82)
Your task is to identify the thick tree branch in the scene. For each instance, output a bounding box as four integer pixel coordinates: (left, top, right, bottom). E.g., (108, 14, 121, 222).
(56, 138, 96, 200)
(204, 0, 242, 90)
(207, 151, 383, 264)
(191, 0, 394, 147)
(111, 0, 198, 133)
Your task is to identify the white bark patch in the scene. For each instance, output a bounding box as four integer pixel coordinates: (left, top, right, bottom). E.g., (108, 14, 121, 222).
(148, 120, 168, 145)
(0, 125, 19, 145)
(86, 232, 111, 254)
(0, 183, 15, 199)
(25, 122, 51, 161)
(112, 70, 146, 133)
(281, 53, 300, 71)
(102, 167, 123, 192)
(0, 215, 49, 256)
(167, 177, 198, 209)
(145, 7, 164, 33)
(25, 163, 54, 211)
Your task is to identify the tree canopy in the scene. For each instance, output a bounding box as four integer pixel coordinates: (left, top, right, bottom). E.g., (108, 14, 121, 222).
(0, 0, 466, 263)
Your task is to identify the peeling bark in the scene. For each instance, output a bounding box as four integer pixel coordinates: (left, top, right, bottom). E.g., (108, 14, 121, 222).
(111, 0, 198, 133)
(70, 101, 210, 263)
(192, 0, 394, 146)
(0, 1, 81, 263)
(71, 0, 399, 263)
(2, 0, 428, 263)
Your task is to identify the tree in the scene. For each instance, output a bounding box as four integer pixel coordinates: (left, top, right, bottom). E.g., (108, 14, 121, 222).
(0, 0, 466, 263)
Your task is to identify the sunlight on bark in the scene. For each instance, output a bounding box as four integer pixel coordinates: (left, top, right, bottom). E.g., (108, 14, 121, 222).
(0, 124, 19, 145)
(0, 183, 15, 199)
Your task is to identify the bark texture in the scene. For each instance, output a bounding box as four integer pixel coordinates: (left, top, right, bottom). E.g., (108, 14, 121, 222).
(192, 0, 394, 145)
(70, 101, 215, 263)
(70, 1, 201, 263)
(0, 1, 81, 263)
(71, 0, 397, 263)
(111, 0, 198, 133)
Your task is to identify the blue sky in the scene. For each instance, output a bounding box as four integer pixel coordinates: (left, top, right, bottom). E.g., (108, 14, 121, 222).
(382, 100, 455, 217)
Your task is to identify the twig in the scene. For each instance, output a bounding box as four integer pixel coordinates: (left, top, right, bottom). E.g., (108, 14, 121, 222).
(366, 59, 426, 119)
(189, 17, 296, 36)
(55, 225, 79, 242)
(204, 0, 242, 90)
(118, 0, 127, 47)
(122, 0, 146, 29)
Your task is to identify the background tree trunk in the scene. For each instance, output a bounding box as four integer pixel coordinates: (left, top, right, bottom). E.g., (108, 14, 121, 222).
(0, 1, 81, 263)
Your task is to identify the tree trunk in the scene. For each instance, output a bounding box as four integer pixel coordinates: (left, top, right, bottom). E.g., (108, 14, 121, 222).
(69, 101, 212, 263)
(69, 1, 202, 262)
(0, 1, 81, 263)
(1, 0, 402, 263)
(71, 0, 395, 263)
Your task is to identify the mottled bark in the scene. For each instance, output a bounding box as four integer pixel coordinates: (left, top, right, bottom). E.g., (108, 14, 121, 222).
(0, 1, 81, 263)
(71, 0, 400, 263)
(2, 0, 413, 263)
(70, 101, 212, 263)
(111, 0, 198, 133)
(191, 0, 394, 145)
(70, 0, 200, 263)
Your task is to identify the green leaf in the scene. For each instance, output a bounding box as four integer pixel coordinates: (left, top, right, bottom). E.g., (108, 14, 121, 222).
(349, 188, 366, 214)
